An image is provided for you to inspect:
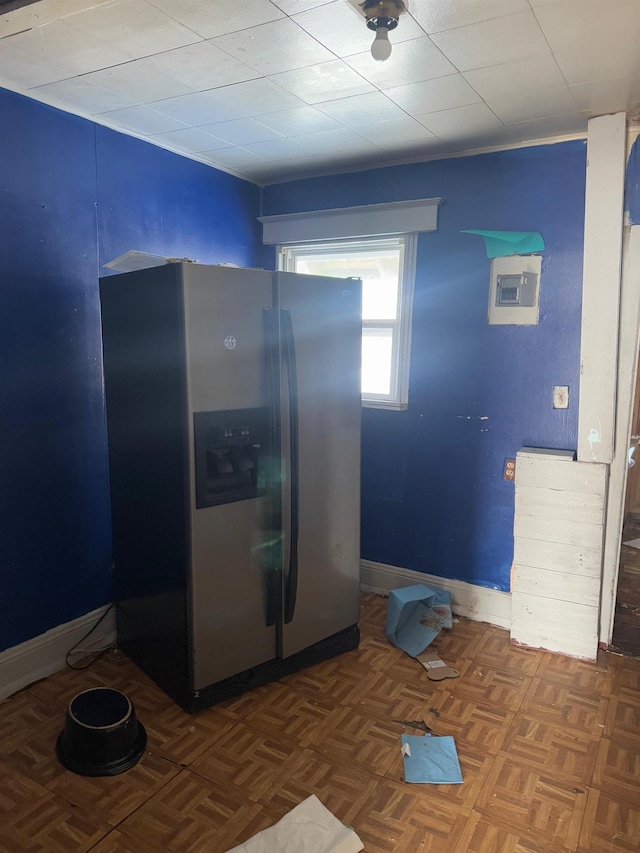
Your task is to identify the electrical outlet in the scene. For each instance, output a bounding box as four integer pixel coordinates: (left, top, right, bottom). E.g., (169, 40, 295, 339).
(553, 385, 569, 409)
(503, 459, 516, 481)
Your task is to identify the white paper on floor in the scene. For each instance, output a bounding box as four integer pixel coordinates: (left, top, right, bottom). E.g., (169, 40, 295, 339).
(224, 795, 364, 853)
(623, 537, 640, 549)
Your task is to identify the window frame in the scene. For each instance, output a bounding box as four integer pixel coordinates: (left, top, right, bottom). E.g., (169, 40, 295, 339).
(279, 234, 417, 411)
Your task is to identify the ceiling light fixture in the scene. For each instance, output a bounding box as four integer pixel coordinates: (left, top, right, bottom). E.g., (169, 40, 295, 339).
(360, 0, 407, 62)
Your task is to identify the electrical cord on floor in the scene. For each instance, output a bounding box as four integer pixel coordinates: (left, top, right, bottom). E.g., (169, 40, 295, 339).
(65, 603, 116, 670)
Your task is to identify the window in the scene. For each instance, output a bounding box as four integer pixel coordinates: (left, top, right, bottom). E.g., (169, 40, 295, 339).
(281, 235, 416, 410)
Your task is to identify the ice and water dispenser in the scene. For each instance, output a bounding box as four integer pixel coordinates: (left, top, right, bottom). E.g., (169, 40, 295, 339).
(193, 407, 268, 509)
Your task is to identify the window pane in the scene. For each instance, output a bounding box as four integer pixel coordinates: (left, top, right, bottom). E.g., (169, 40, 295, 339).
(362, 327, 393, 395)
(295, 249, 400, 320)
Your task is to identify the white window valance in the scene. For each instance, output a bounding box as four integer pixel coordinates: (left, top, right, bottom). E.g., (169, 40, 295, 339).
(259, 197, 442, 245)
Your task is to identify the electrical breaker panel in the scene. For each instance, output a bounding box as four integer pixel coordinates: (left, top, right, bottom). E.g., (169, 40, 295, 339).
(488, 255, 542, 325)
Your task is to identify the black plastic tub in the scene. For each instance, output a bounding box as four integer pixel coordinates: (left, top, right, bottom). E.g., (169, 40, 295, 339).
(56, 687, 146, 777)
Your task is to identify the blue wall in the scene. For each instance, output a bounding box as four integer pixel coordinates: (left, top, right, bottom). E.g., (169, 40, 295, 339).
(263, 142, 587, 591)
(0, 80, 588, 651)
(0, 87, 261, 652)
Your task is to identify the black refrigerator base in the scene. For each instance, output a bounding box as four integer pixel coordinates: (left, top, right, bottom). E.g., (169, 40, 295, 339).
(119, 624, 360, 713)
(188, 624, 360, 712)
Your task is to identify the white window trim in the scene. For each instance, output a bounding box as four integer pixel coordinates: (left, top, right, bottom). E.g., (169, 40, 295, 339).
(368, 233, 416, 411)
(279, 235, 417, 411)
(263, 197, 440, 412)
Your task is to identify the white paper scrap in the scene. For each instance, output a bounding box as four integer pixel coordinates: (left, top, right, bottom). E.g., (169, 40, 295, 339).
(401, 742, 412, 757)
(224, 795, 364, 853)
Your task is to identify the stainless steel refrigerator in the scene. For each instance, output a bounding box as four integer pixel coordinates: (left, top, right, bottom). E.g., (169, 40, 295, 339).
(99, 263, 361, 711)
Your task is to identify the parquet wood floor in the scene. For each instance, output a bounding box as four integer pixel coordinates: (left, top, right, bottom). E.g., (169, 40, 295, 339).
(1, 592, 639, 852)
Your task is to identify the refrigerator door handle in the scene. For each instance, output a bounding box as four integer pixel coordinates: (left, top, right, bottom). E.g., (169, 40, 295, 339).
(263, 307, 280, 628)
(281, 308, 299, 624)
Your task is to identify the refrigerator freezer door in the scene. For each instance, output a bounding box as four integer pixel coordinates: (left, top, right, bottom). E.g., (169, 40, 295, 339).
(277, 272, 362, 659)
(182, 265, 277, 689)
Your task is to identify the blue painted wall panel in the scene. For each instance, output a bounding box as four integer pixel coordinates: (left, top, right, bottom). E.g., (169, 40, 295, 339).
(0, 87, 261, 652)
(96, 128, 261, 270)
(264, 142, 587, 590)
(625, 135, 640, 225)
(0, 91, 111, 649)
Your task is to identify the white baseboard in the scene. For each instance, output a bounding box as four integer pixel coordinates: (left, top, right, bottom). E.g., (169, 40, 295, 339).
(0, 566, 511, 703)
(360, 559, 512, 630)
(0, 606, 116, 702)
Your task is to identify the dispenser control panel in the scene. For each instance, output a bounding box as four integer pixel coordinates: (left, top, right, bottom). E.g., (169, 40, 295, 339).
(193, 407, 268, 508)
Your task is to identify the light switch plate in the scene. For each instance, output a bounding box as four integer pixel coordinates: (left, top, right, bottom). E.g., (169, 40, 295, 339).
(553, 385, 569, 409)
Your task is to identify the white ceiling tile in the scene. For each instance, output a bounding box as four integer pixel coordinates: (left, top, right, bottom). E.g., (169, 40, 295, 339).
(487, 85, 578, 124)
(0, 0, 112, 37)
(151, 126, 233, 153)
(570, 76, 640, 115)
(410, 0, 530, 34)
(552, 47, 640, 88)
(374, 138, 449, 158)
(0, 41, 76, 89)
(202, 146, 268, 170)
(66, 0, 201, 60)
(31, 77, 137, 114)
(211, 18, 334, 76)
(316, 91, 407, 127)
(533, 0, 640, 84)
(353, 116, 437, 145)
(140, 42, 259, 90)
(292, 0, 425, 58)
(2, 19, 132, 83)
(416, 102, 505, 139)
(196, 78, 306, 116)
(533, 0, 640, 46)
(380, 136, 449, 164)
(271, 0, 332, 12)
(463, 54, 567, 101)
(149, 0, 285, 39)
(243, 136, 310, 160)
(344, 36, 456, 89)
(98, 105, 190, 134)
(152, 91, 244, 125)
(86, 62, 193, 103)
(291, 126, 382, 155)
(385, 73, 482, 116)
(255, 106, 342, 135)
(434, 128, 521, 154)
(269, 60, 375, 104)
(198, 117, 285, 145)
(508, 111, 590, 143)
(430, 10, 551, 73)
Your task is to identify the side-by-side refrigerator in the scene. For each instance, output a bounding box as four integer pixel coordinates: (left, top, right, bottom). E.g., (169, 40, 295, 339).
(99, 263, 362, 710)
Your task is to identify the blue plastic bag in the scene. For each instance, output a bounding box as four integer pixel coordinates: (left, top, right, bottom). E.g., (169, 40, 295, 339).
(385, 584, 452, 657)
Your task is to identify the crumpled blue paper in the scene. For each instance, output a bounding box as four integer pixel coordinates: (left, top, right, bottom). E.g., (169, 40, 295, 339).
(385, 584, 452, 657)
(401, 734, 463, 784)
(462, 229, 545, 258)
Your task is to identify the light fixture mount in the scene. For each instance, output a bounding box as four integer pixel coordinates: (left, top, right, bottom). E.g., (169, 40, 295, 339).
(359, 0, 407, 60)
(360, 0, 407, 30)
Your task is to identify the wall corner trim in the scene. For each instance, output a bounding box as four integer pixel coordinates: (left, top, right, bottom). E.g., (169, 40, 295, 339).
(0, 606, 116, 702)
(259, 197, 443, 244)
(577, 112, 627, 463)
(360, 559, 512, 629)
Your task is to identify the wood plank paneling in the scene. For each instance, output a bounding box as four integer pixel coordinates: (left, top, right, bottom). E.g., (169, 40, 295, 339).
(512, 594, 599, 659)
(512, 449, 607, 660)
